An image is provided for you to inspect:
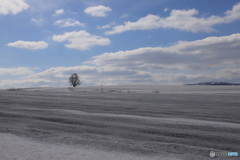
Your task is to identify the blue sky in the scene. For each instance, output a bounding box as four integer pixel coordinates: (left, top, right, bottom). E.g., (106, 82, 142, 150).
(1, 0, 240, 88)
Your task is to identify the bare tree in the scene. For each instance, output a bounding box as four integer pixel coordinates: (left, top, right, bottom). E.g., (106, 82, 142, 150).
(69, 73, 82, 87)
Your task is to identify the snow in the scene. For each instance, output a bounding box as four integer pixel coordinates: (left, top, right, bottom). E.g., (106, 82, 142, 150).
(0, 85, 239, 160)
(0, 133, 177, 160)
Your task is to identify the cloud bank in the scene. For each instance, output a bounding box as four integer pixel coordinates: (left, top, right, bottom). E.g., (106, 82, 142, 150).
(0, 67, 34, 76)
(88, 33, 240, 71)
(2, 33, 240, 88)
(105, 2, 240, 34)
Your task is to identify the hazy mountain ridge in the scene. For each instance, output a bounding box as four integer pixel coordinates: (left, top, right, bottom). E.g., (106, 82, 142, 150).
(186, 81, 240, 85)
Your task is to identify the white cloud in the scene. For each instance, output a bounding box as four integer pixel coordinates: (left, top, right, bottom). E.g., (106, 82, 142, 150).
(52, 30, 111, 50)
(97, 24, 110, 29)
(54, 19, 85, 27)
(97, 22, 116, 30)
(105, 14, 161, 35)
(0, 67, 34, 75)
(120, 14, 129, 18)
(0, 0, 29, 15)
(7, 41, 49, 50)
(87, 33, 240, 71)
(31, 18, 43, 25)
(164, 8, 168, 12)
(215, 68, 240, 80)
(54, 9, 64, 16)
(84, 5, 112, 17)
(105, 2, 240, 34)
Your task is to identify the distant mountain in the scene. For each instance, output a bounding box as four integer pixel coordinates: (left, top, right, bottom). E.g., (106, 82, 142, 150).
(185, 81, 240, 85)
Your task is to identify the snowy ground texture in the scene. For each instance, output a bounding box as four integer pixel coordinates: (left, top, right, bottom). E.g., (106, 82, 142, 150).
(0, 85, 240, 160)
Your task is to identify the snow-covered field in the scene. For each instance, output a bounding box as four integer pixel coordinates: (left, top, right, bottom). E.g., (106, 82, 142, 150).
(0, 85, 239, 160)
